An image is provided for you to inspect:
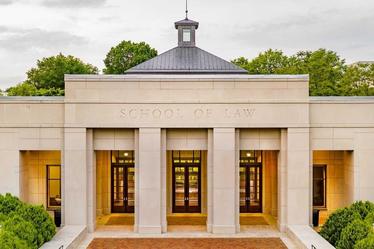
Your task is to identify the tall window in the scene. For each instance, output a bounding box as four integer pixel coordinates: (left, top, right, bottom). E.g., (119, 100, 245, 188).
(183, 29, 191, 42)
(313, 165, 327, 208)
(47, 165, 61, 209)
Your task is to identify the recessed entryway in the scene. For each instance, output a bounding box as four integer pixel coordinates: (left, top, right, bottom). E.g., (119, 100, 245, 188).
(238, 150, 279, 230)
(96, 150, 135, 229)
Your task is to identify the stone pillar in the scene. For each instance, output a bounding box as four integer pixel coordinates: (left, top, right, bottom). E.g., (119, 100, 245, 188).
(207, 129, 213, 232)
(0, 129, 19, 196)
(286, 128, 310, 226)
(354, 129, 374, 202)
(137, 128, 162, 234)
(64, 128, 87, 225)
(134, 130, 139, 232)
(161, 129, 167, 233)
(278, 129, 287, 232)
(212, 128, 237, 234)
(235, 129, 240, 233)
(86, 129, 96, 232)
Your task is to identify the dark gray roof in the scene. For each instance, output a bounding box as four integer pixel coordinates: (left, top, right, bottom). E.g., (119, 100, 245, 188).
(126, 46, 248, 74)
(175, 18, 199, 29)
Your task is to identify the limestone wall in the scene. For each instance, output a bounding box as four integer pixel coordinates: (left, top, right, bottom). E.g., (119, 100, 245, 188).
(20, 150, 61, 207)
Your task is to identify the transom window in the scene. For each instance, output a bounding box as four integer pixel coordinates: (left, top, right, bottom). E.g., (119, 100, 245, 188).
(240, 150, 262, 164)
(111, 150, 135, 164)
(172, 150, 201, 164)
(313, 165, 327, 208)
(183, 29, 191, 42)
(47, 165, 61, 209)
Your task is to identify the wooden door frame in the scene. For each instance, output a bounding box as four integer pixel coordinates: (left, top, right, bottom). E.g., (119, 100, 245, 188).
(172, 162, 202, 213)
(111, 163, 135, 213)
(240, 162, 263, 213)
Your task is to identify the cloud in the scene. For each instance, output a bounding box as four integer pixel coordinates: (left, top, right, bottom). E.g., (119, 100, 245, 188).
(0, 0, 13, 5)
(0, 26, 87, 51)
(230, 8, 374, 54)
(41, 0, 106, 8)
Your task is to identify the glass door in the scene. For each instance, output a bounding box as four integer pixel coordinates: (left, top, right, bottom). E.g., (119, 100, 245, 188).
(174, 166, 186, 212)
(111, 151, 135, 213)
(126, 166, 135, 213)
(112, 165, 125, 213)
(187, 165, 200, 212)
(172, 151, 201, 213)
(240, 150, 263, 213)
(248, 164, 262, 212)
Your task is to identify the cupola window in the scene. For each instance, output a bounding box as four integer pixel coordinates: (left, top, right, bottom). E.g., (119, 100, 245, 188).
(183, 29, 191, 42)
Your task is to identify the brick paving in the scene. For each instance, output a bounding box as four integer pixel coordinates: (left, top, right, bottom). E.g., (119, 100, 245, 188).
(87, 238, 288, 249)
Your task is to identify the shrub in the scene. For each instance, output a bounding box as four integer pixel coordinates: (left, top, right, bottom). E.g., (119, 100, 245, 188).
(365, 211, 374, 225)
(320, 207, 361, 246)
(0, 193, 24, 215)
(1, 214, 38, 249)
(16, 204, 56, 247)
(355, 235, 374, 249)
(0, 193, 56, 248)
(351, 201, 374, 219)
(336, 219, 373, 249)
(0, 230, 29, 249)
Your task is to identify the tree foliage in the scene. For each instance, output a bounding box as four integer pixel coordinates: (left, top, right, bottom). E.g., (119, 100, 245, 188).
(0, 193, 56, 248)
(6, 53, 98, 96)
(337, 219, 372, 249)
(338, 63, 374, 96)
(320, 201, 374, 248)
(233, 49, 374, 96)
(103, 40, 157, 74)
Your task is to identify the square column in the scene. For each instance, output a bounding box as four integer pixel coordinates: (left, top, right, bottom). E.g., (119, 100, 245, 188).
(0, 129, 19, 196)
(137, 128, 163, 234)
(161, 129, 167, 232)
(278, 129, 287, 232)
(212, 128, 237, 234)
(354, 129, 374, 202)
(86, 129, 96, 232)
(286, 128, 310, 225)
(207, 129, 213, 232)
(64, 128, 87, 225)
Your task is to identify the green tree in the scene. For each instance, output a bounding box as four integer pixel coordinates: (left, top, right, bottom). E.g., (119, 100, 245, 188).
(232, 49, 347, 96)
(293, 49, 347, 96)
(337, 63, 374, 96)
(232, 49, 291, 74)
(6, 82, 37, 96)
(6, 53, 98, 96)
(103, 40, 158, 74)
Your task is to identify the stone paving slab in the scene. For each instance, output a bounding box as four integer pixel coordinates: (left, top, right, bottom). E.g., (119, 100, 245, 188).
(87, 238, 288, 249)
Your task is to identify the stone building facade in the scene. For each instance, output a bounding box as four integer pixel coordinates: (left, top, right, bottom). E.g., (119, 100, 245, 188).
(0, 16, 374, 236)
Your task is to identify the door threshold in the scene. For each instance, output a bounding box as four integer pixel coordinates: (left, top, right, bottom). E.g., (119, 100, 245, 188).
(168, 213, 206, 217)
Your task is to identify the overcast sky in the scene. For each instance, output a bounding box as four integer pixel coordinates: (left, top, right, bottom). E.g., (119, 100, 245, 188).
(0, 0, 373, 89)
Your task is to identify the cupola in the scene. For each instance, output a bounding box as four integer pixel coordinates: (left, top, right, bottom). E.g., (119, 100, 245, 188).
(174, 4, 199, 47)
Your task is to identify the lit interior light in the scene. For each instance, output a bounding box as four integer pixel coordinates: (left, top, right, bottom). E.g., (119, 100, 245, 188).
(246, 152, 251, 157)
(124, 152, 129, 157)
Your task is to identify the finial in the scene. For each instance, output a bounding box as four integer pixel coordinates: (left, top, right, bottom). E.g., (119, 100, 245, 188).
(185, 0, 188, 19)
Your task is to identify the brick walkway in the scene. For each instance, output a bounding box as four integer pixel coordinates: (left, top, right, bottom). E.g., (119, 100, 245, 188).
(87, 238, 288, 249)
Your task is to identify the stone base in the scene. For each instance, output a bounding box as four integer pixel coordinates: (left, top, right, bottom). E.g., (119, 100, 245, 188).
(212, 225, 237, 234)
(137, 225, 162, 234)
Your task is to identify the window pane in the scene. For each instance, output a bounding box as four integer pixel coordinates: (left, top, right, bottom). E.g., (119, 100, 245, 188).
(48, 180, 61, 207)
(49, 166, 60, 179)
(183, 29, 191, 42)
(47, 165, 61, 208)
(313, 166, 326, 207)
